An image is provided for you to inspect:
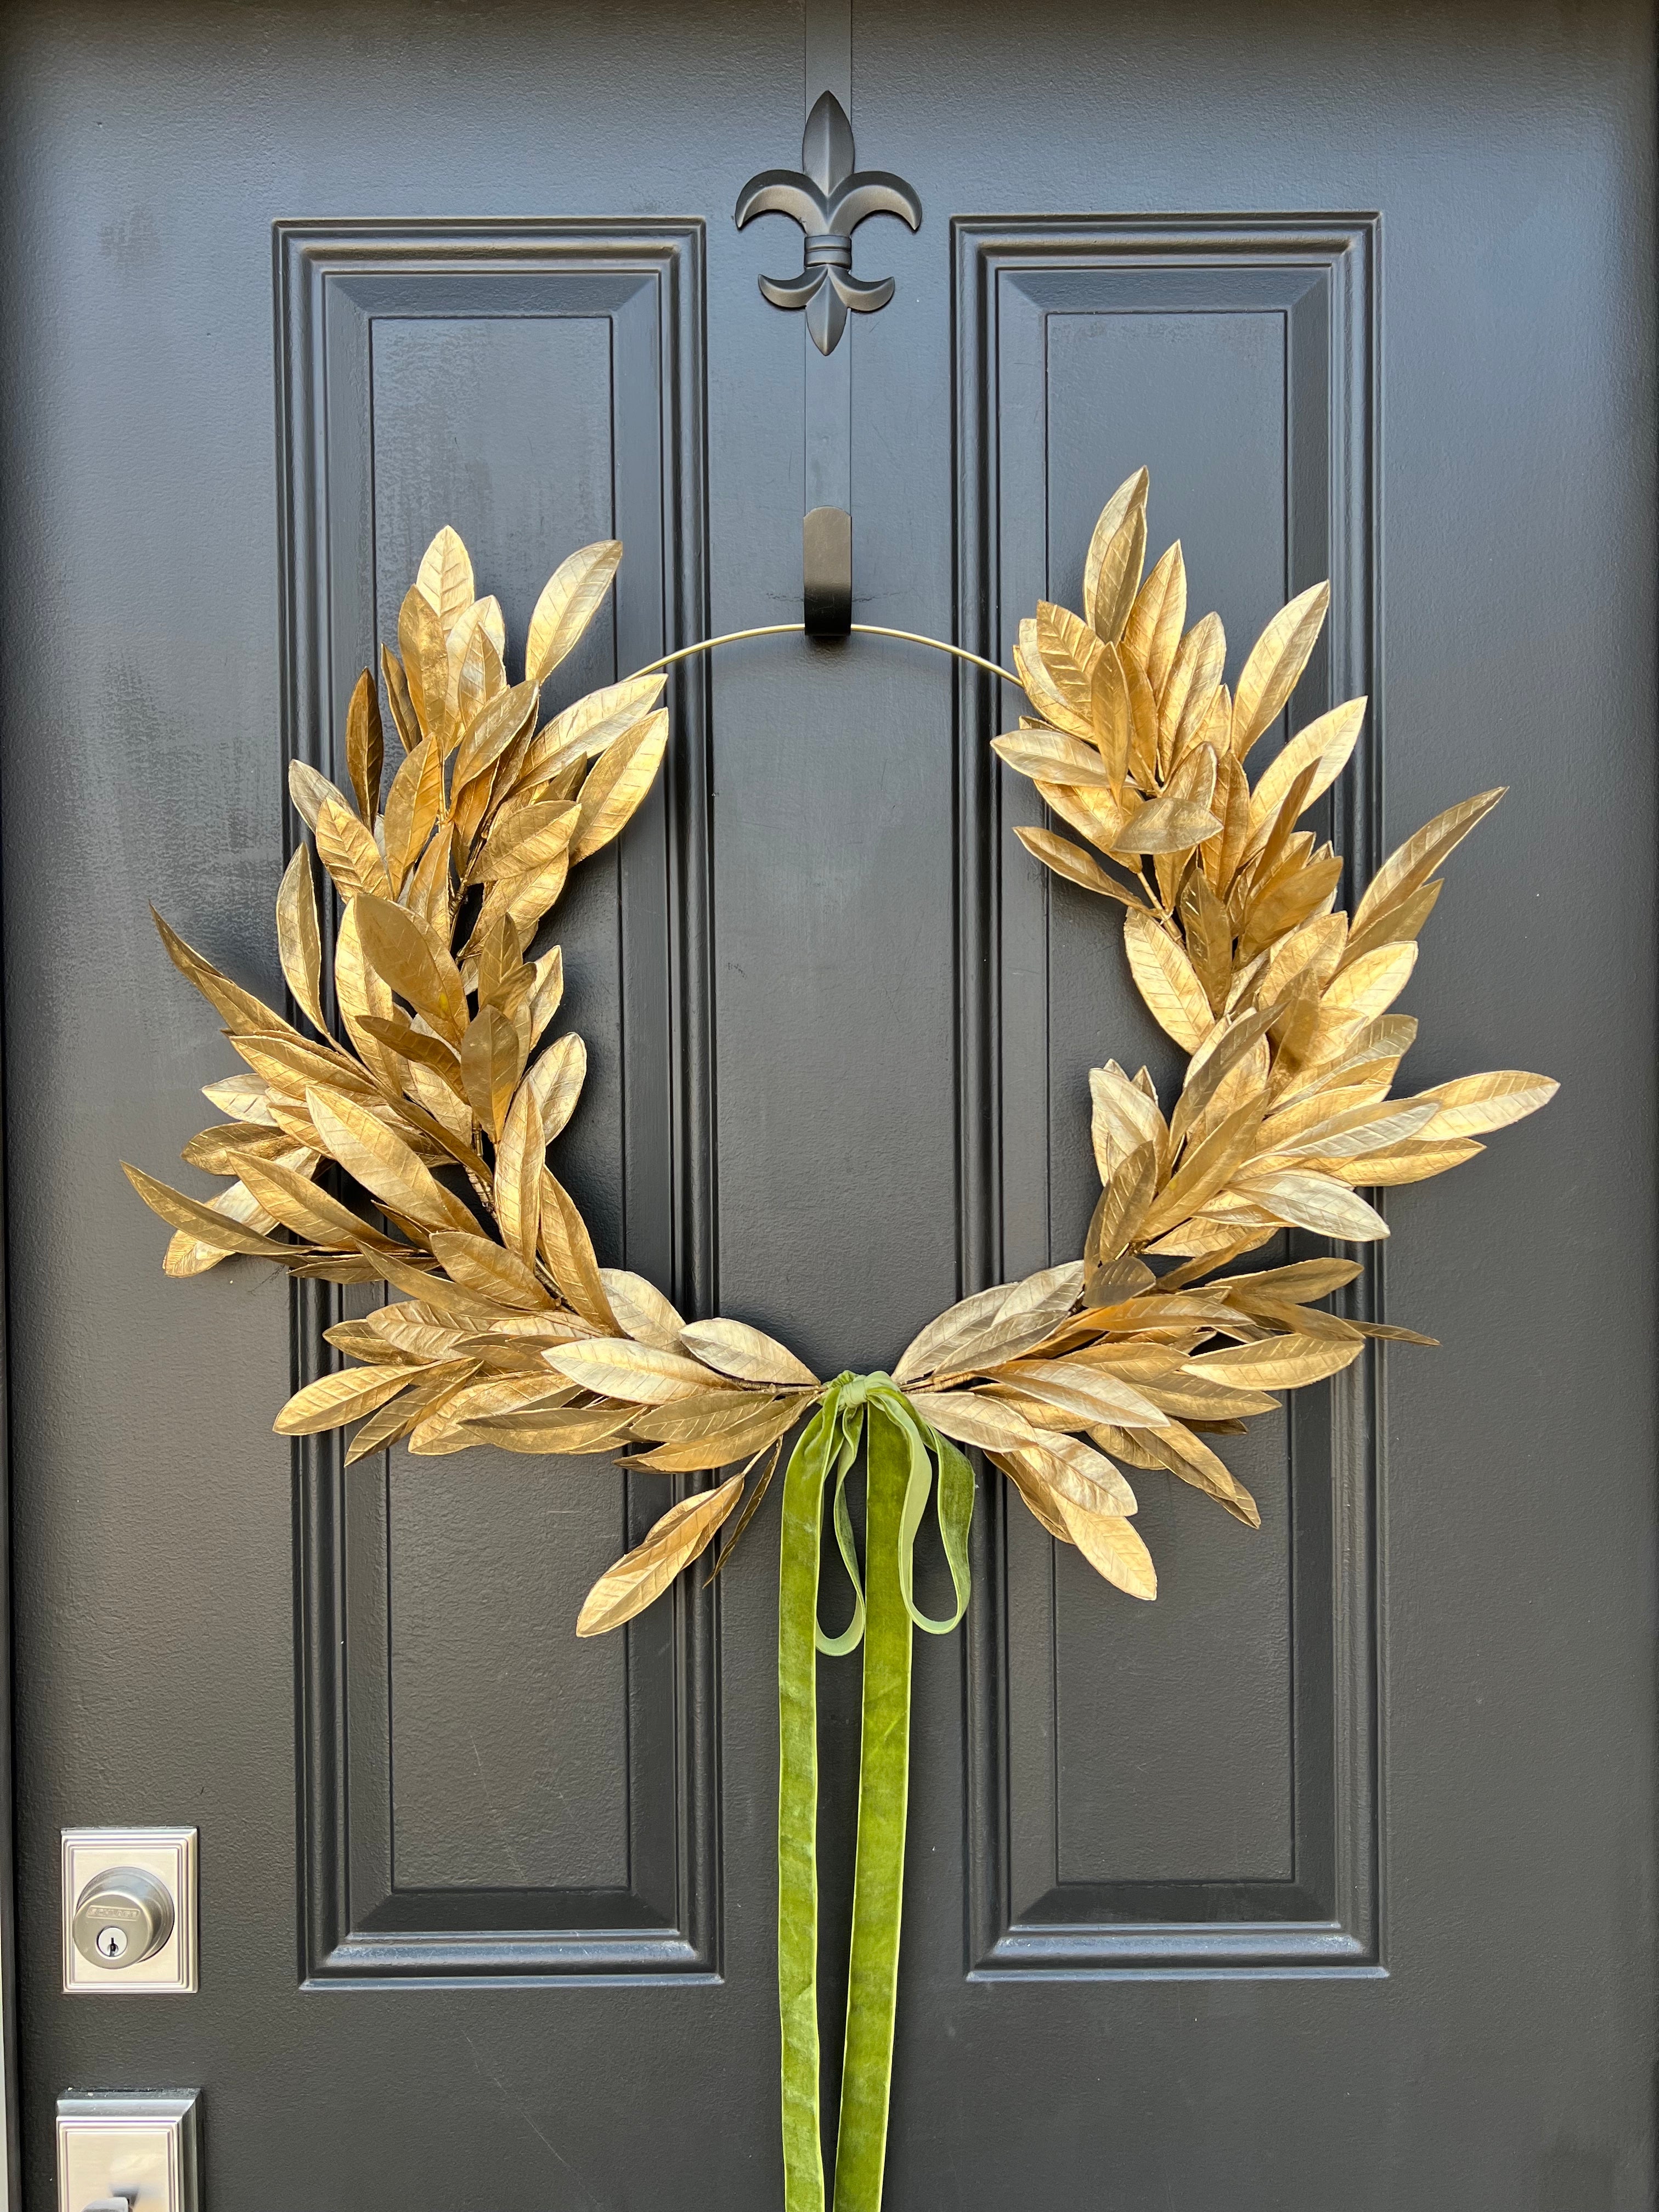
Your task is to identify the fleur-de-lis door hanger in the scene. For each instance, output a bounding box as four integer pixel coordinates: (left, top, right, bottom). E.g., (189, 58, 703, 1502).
(736, 90, 921, 354)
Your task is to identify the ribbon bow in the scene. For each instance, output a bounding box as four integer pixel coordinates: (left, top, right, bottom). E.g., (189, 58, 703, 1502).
(777, 1373, 973, 2211)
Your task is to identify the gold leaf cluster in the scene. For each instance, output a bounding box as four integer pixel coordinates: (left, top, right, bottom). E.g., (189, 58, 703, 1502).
(919, 466, 1558, 1595)
(127, 528, 817, 1632)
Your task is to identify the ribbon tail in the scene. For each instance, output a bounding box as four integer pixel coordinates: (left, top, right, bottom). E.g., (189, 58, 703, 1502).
(778, 1387, 840, 2212)
(832, 1398, 915, 2212)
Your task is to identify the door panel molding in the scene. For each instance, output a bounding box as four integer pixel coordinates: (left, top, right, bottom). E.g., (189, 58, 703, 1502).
(275, 219, 716, 1982)
(953, 215, 1383, 1974)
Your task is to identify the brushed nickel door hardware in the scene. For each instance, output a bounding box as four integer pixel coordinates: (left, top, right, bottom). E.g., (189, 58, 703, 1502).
(57, 2092, 200, 2212)
(61, 1829, 198, 1994)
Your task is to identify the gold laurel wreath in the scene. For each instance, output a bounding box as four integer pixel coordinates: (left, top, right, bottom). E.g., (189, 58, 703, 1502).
(126, 469, 1556, 1626)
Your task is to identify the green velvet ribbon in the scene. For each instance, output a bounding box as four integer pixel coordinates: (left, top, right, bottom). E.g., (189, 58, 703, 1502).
(778, 1373, 974, 2212)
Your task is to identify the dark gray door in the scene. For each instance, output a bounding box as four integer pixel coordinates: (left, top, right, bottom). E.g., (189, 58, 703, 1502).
(5, 2, 1654, 2205)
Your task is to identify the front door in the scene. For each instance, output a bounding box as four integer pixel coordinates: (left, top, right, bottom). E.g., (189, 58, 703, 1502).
(7, 3, 1654, 2205)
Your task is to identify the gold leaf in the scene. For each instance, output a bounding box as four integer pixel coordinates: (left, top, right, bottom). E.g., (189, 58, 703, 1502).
(1087, 1141, 1159, 1263)
(680, 1318, 819, 1388)
(236, 1155, 380, 1249)
(467, 1404, 635, 1454)
(355, 893, 468, 1042)
(345, 1367, 473, 1464)
(275, 845, 326, 1032)
(538, 1170, 616, 1330)
(1341, 877, 1442, 968)
(511, 673, 669, 791)
(571, 710, 670, 864)
(628, 1397, 804, 1471)
(1232, 1169, 1390, 1240)
(1135, 1423, 1260, 1527)
(575, 1474, 743, 1637)
(1232, 582, 1330, 758)
(1178, 869, 1233, 1013)
(529, 1032, 586, 1139)
(1257, 913, 1347, 1013)
(907, 1390, 1045, 1454)
(478, 800, 578, 882)
(415, 525, 476, 637)
(1345, 1138, 1484, 1185)
(201, 1073, 278, 1125)
(1122, 540, 1186, 693)
(1138, 1099, 1265, 1242)
(382, 736, 444, 895)
(1410, 1070, 1558, 1138)
(274, 1364, 414, 1436)
(1090, 645, 1131, 788)
(1184, 1335, 1364, 1389)
(151, 908, 297, 1041)
(380, 645, 421, 754)
(1322, 941, 1418, 1023)
(1000, 1434, 1139, 1519)
(529, 947, 565, 1043)
(1122, 909, 1211, 1049)
(345, 668, 385, 822)
(1034, 778, 1132, 853)
(493, 1077, 545, 1268)
(358, 1015, 464, 1094)
(1082, 467, 1149, 643)
(1352, 788, 1505, 938)
(123, 1163, 297, 1260)
(1054, 1494, 1157, 1600)
(526, 540, 623, 686)
(452, 681, 539, 797)
(1090, 1063, 1166, 1182)
(1111, 793, 1222, 855)
(1158, 612, 1226, 766)
(1034, 601, 1109, 729)
(547, 1338, 725, 1404)
(1245, 698, 1366, 844)
(1128, 1372, 1282, 1421)
(1013, 827, 1146, 906)
(289, 759, 349, 834)
(990, 1358, 1169, 1428)
(597, 1268, 687, 1351)
(1223, 1257, 1362, 1307)
(1014, 620, 1091, 742)
(315, 797, 391, 903)
(1235, 853, 1344, 964)
(397, 585, 449, 738)
(304, 1083, 476, 1234)
(427, 1229, 548, 1310)
(1120, 663, 1156, 798)
(632, 1388, 780, 1443)
(460, 1006, 522, 1138)
(409, 1371, 574, 1458)
(1169, 1007, 1274, 1155)
(1277, 1099, 1441, 1162)
(891, 1264, 1082, 1389)
(992, 729, 1118, 791)
(180, 1123, 296, 1175)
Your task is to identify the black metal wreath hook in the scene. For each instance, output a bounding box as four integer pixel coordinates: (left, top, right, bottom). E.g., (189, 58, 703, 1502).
(735, 91, 922, 354)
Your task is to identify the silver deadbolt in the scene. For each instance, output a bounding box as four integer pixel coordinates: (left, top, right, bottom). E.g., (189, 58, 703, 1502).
(61, 1827, 197, 1993)
(71, 1866, 175, 1971)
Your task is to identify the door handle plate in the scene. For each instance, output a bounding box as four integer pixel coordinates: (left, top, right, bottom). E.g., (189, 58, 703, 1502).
(57, 2091, 200, 2212)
